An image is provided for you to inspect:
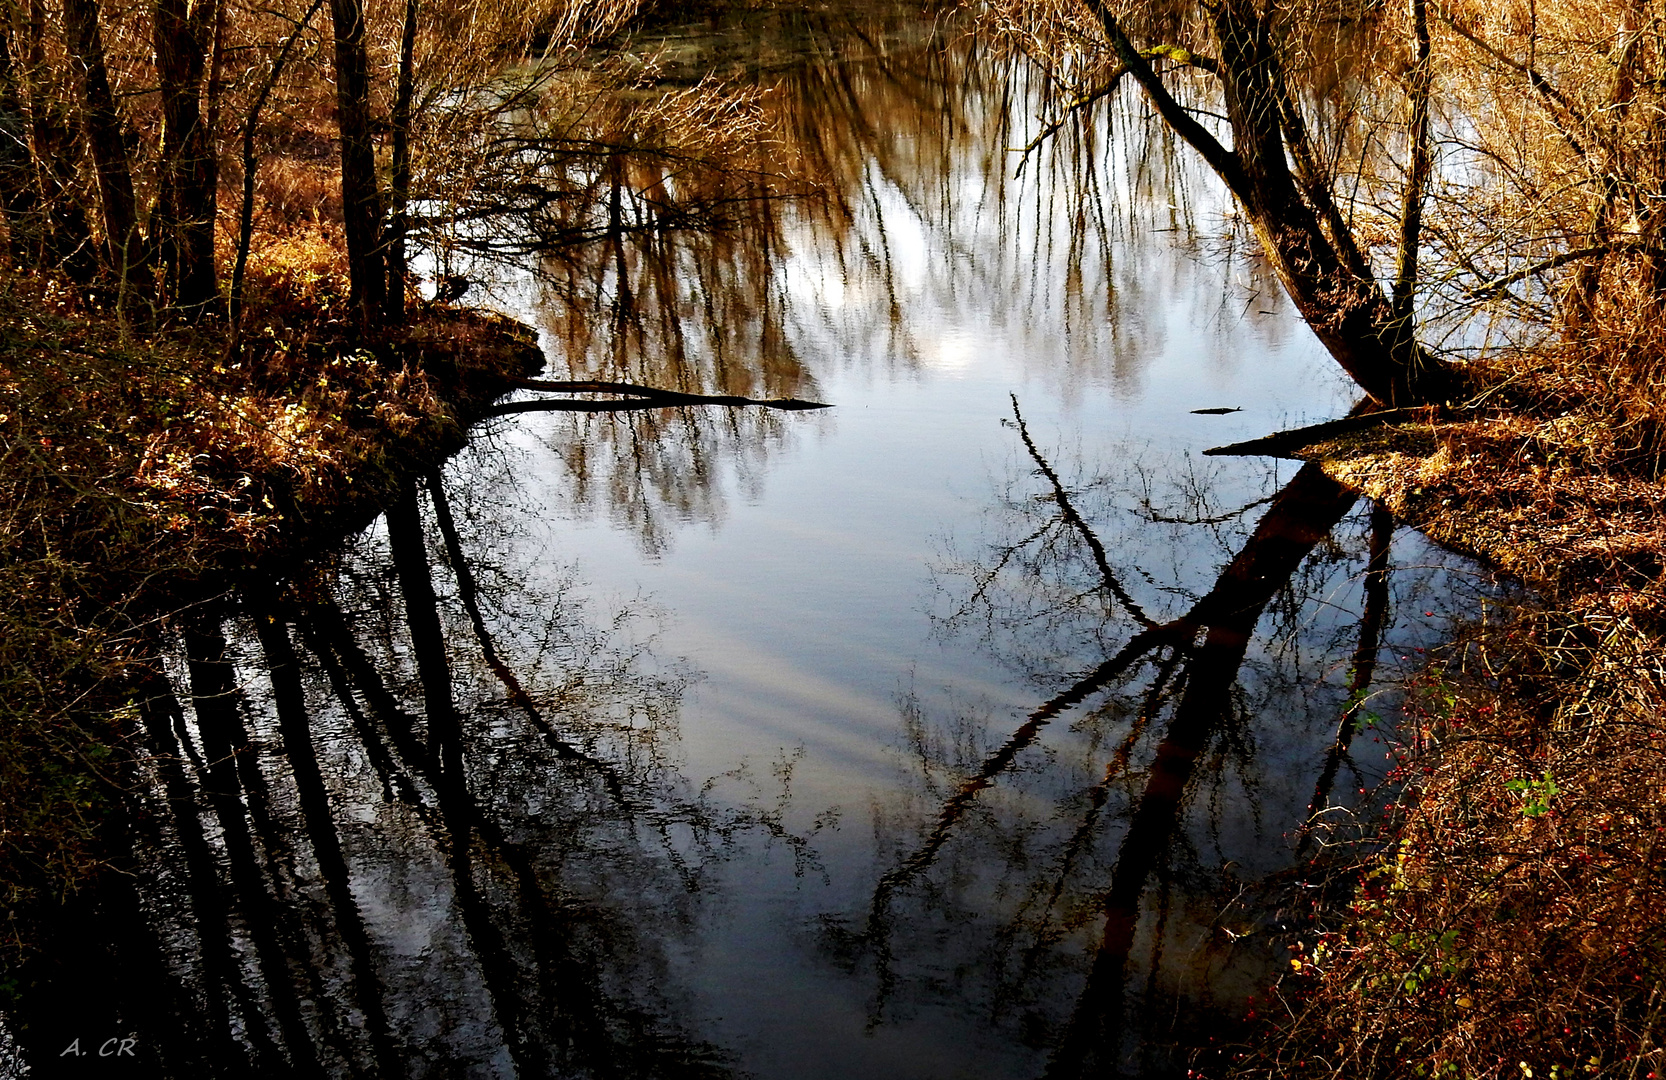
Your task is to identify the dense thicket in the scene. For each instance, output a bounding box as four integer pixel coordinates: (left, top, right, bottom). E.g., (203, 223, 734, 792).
(2, 0, 644, 331)
(987, 0, 1666, 422)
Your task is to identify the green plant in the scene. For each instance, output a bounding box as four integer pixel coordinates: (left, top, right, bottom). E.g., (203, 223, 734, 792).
(1504, 771, 1560, 818)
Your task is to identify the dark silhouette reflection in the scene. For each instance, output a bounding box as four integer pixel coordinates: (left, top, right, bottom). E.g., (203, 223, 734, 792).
(1042, 463, 1356, 1079)
(1298, 504, 1394, 860)
(6, 474, 793, 1077)
(852, 406, 1422, 1077)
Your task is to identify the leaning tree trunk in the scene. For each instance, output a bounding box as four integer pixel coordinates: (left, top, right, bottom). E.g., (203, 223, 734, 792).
(1083, 0, 1461, 407)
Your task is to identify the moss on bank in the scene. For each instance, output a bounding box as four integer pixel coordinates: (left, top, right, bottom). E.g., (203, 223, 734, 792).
(0, 270, 542, 993)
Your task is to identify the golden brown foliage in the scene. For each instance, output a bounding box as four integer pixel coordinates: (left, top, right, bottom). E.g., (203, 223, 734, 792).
(1219, 612, 1666, 1079)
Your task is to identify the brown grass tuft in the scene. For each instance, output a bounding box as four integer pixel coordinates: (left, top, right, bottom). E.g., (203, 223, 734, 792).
(1216, 611, 1666, 1079)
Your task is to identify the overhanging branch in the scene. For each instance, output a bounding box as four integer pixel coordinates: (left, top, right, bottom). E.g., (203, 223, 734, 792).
(1077, 0, 1247, 197)
(1013, 45, 1219, 165)
(1467, 241, 1666, 298)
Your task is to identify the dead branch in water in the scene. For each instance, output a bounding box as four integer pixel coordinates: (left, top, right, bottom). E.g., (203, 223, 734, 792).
(485, 376, 831, 416)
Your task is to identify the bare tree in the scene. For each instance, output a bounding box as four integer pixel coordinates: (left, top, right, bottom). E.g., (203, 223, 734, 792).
(987, 0, 1462, 406)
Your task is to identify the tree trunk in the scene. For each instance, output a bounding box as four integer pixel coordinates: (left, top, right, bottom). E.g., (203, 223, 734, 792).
(384, 0, 418, 325)
(153, 0, 217, 314)
(64, 0, 147, 318)
(1390, 0, 1434, 355)
(328, 0, 384, 329)
(24, 0, 96, 282)
(231, 0, 326, 338)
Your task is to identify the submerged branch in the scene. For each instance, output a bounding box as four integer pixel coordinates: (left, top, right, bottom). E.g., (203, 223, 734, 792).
(486, 377, 830, 416)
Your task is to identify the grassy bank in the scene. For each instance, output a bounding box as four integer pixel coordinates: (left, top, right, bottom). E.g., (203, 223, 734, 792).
(1212, 358, 1666, 1078)
(0, 264, 541, 995)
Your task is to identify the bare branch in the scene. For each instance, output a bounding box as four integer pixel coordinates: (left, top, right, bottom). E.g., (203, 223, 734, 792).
(486, 377, 831, 416)
(1430, 0, 1601, 166)
(1013, 46, 1217, 166)
(1076, 0, 1247, 198)
(1466, 241, 1666, 299)
(1010, 394, 1156, 630)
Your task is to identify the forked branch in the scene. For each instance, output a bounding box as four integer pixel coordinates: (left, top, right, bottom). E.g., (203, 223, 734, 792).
(1015, 44, 1220, 163)
(1077, 0, 1247, 197)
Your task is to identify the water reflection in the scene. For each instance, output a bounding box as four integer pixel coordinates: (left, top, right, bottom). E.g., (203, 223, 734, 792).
(844, 405, 1479, 1076)
(4, 4, 1510, 1078)
(407, 6, 1493, 1077)
(464, 0, 1294, 553)
(5, 473, 810, 1077)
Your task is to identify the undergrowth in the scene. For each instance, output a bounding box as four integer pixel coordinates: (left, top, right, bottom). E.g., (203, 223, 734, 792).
(1210, 604, 1666, 1079)
(0, 263, 539, 993)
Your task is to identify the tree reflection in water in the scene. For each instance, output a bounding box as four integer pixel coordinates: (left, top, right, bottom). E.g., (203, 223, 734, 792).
(850, 401, 1459, 1076)
(472, 0, 1273, 555)
(9, 471, 819, 1077)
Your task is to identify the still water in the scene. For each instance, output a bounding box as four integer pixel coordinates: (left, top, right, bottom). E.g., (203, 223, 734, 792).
(7, 5, 1503, 1078)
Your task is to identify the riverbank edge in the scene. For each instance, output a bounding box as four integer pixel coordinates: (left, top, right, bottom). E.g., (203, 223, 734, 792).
(0, 285, 546, 1001)
(1216, 416, 1666, 1077)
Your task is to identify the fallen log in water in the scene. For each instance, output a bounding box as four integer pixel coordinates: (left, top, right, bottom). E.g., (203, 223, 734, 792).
(1203, 406, 1441, 458)
(484, 376, 832, 416)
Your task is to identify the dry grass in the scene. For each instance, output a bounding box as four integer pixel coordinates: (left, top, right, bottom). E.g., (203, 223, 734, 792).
(1206, 287, 1666, 1080)
(1214, 606, 1666, 1079)
(1312, 408, 1666, 627)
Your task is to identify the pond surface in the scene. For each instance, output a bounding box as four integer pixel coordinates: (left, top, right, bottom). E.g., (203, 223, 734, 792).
(6, 5, 1506, 1079)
